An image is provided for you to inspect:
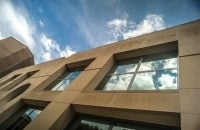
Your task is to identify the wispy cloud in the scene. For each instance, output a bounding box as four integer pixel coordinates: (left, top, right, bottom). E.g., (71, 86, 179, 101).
(0, 0, 76, 63)
(66, 3, 166, 47)
(39, 20, 44, 27)
(65, 1, 112, 47)
(0, 0, 36, 50)
(40, 33, 76, 61)
(106, 14, 166, 41)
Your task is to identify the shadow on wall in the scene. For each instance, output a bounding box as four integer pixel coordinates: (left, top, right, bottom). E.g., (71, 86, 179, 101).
(0, 83, 30, 106)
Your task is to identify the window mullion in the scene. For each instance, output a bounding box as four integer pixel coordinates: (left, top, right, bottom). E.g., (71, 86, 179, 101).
(137, 67, 177, 73)
(127, 57, 143, 90)
(11, 109, 34, 130)
(11, 118, 26, 129)
(27, 109, 35, 116)
(55, 79, 66, 90)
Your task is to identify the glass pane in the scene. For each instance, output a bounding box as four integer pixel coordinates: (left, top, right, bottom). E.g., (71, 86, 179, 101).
(51, 70, 82, 91)
(24, 109, 41, 120)
(24, 108, 34, 116)
(102, 74, 133, 90)
(139, 58, 177, 71)
(113, 64, 137, 74)
(75, 120, 110, 130)
(51, 80, 65, 91)
(64, 71, 82, 80)
(112, 126, 135, 130)
(131, 69, 177, 90)
(113, 124, 161, 130)
(51, 79, 72, 91)
(56, 79, 72, 91)
(28, 109, 42, 120)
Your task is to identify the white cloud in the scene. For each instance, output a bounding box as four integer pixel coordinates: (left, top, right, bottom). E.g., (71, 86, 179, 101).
(0, 32, 4, 39)
(43, 52, 51, 61)
(132, 72, 156, 90)
(124, 14, 165, 39)
(106, 14, 166, 41)
(104, 74, 133, 90)
(103, 39, 118, 45)
(0, 0, 35, 50)
(41, 34, 59, 52)
(40, 33, 76, 61)
(107, 18, 129, 40)
(107, 18, 127, 28)
(0, 0, 76, 63)
(59, 46, 76, 58)
(158, 73, 177, 89)
(39, 20, 44, 27)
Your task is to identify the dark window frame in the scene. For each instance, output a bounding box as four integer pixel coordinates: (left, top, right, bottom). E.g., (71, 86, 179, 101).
(0, 105, 43, 130)
(65, 113, 180, 130)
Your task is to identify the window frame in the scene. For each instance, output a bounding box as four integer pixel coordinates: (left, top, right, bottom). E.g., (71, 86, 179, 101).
(45, 66, 86, 91)
(0, 105, 43, 129)
(96, 50, 179, 91)
(65, 113, 180, 130)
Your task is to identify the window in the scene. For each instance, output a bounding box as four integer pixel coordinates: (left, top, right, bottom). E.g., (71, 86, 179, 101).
(0, 74, 21, 87)
(0, 83, 30, 106)
(47, 67, 85, 91)
(97, 51, 178, 90)
(0, 106, 42, 129)
(0, 70, 39, 91)
(65, 114, 180, 130)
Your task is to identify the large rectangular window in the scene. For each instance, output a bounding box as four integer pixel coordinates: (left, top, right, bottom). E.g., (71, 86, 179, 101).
(97, 51, 178, 90)
(65, 114, 180, 130)
(0, 106, 42, 130)
(46, 67, 85, 91)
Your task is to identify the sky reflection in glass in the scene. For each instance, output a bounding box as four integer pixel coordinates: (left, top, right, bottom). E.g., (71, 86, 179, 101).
(112, 126, 135, 130)
(24, 108, 41, 120)
(113, 64, 137, 74)
(51, 68, 83, 91)
(131, 69, 177, 90)
(103, 74, 133, 90)
(99, 51, 178, 90)
(139, 58, 177, 71)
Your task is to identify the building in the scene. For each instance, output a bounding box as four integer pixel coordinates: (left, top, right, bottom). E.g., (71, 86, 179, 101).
(0, 20, 199, 130)
(0, 37, 34, 78)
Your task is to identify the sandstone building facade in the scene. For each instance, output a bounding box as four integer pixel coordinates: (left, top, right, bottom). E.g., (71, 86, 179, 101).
(0, 20, 199, 130)
(0, 37, 34, 78)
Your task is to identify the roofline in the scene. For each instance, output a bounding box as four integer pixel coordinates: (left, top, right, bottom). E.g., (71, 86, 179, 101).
(74, 19, 200, 55)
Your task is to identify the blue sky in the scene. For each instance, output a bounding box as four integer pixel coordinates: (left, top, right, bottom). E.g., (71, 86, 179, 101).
(0, 0, 199, 64)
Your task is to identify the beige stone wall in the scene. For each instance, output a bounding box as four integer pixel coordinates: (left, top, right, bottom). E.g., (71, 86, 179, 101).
(0, 20, 199, 130)
(178, 21, 200, 130)
(0, 37, 34, 78)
